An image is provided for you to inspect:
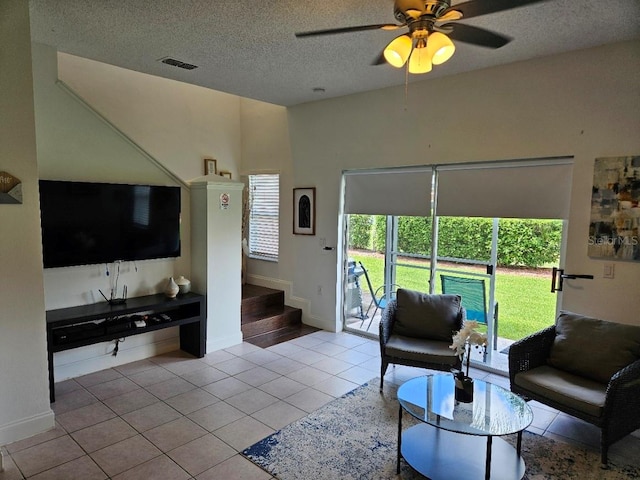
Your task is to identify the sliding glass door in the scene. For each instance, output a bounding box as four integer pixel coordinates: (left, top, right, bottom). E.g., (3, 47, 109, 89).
(341, 158, 573, 372)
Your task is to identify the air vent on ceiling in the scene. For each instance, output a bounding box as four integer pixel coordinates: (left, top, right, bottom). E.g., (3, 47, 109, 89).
(159, 57, 198, 70)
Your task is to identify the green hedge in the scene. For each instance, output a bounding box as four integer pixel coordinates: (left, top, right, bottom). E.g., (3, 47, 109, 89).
(349, 215, 562, 268)
(348, 214, 373, 249)
(398, 216, 432, 255)
(373, 215, 386, 252)
(496, 218, 563, 267)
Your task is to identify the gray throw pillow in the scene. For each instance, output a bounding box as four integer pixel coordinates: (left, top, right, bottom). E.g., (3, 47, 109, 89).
(547, 311, 640, 383)
(393, 289, 463, 342)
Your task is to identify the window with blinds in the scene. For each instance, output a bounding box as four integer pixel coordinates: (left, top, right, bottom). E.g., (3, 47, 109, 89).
(248, 174, 279, 261)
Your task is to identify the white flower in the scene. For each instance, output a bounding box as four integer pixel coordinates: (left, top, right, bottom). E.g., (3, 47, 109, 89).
(451, 321, 487, 355)
(468, 330, 488, 347)
(450, 321, 488, 376)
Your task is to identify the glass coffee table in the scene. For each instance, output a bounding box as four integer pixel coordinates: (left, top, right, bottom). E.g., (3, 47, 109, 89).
(397, 374, 533, 480)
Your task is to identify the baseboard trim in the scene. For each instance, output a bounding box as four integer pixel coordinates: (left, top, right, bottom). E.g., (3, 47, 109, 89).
(54, 338, 180, 382)
(207, 331, 243, 353)
(0, 409, 55, 447)
(305, 314, 336, 332)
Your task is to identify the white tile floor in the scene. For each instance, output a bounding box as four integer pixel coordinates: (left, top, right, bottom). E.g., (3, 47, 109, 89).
(1, 330, 639, 479)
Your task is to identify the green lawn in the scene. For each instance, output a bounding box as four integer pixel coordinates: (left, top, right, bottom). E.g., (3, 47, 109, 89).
(351, 253, 555, 341)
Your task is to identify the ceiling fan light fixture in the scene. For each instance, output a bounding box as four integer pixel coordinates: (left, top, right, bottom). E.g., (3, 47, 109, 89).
(427, 31, 455, 65)
(408, 39, 432, 74)
(383, 34, 413, 68)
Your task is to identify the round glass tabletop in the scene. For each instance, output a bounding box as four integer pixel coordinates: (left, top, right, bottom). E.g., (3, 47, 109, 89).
(398, 374, 533, 437)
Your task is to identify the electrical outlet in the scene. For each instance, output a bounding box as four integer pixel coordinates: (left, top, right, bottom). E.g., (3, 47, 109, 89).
(603, 263, 614, 279)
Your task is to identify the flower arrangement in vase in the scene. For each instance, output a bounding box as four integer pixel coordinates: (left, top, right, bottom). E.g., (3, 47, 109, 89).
(450, 320, 487, 402)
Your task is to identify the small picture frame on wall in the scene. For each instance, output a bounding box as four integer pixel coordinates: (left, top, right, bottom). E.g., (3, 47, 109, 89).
(293, 187, 316, 235)
(219, 171, 232, 179)
(204, 158, 217, 175)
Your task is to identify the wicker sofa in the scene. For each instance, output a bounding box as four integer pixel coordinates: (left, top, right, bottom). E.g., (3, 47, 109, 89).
(379, 289, 463, 391)
(509, 311, 640, 465)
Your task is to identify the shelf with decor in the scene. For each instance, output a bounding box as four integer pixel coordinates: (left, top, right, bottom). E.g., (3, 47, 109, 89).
(46, 292, 206, 403)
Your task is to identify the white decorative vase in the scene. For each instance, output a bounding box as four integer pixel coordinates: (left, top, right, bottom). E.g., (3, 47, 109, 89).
(164, 277, 179, 298)
(175, 275, 191, 295)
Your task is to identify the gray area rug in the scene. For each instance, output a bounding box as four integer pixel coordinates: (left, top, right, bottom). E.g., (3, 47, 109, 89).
(242, 380, 640, 480)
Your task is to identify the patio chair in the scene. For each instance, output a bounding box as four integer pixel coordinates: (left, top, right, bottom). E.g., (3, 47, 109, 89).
(358, 261, 400, 331)
(440, 274, 499, 352)
(379, 289, 464, 391)
(509, 311, 640, 465)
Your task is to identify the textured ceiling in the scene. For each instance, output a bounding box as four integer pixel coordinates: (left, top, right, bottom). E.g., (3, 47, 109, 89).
(29, 0, 640, 106)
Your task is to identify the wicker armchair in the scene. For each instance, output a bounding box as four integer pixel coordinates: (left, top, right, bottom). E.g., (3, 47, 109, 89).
(509, 320, 640, 465)
(379, 290, 464, 391)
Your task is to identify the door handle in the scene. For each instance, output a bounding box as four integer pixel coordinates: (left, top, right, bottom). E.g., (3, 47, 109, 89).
(551, 267, 594, 293)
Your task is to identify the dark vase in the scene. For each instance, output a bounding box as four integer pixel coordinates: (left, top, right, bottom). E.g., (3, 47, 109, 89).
(454, 375, 474, 403)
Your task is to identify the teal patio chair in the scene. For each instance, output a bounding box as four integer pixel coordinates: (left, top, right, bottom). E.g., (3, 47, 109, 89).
(440, 274, 499, 352)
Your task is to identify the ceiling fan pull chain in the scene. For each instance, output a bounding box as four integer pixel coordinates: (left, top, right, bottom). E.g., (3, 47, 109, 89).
(404, 62, 409, 111)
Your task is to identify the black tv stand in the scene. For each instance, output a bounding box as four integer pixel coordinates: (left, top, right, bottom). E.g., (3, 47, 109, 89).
(46, 292, 206, 403)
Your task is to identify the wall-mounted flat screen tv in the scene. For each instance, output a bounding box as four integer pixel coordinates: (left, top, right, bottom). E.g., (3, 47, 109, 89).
(39, 180, 181, 268)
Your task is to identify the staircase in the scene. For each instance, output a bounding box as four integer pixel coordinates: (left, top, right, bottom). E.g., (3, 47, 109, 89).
(241, 284, 318, 348)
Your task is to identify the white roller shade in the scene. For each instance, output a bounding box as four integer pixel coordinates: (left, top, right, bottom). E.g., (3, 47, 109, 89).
(436, 160, 573, 219)
(344, 168, 432, 216)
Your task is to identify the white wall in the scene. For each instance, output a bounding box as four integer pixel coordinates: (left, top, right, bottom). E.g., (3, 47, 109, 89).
(244, 40, 640, 330)
(31, 44, 244, 380)
(239, 99, 301, 303)
(0, 0, 54, 445)
(58, 53, 242, 182)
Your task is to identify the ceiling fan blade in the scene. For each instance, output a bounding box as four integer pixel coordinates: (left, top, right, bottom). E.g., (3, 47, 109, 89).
(295, 24, 402, 38)
(442, 0, 549, 21)
(437, 10, 464, 22)
(444, 23, 512, 49)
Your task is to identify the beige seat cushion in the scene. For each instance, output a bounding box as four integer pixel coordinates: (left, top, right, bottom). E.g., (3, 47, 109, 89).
(547, 311, 640, 383)
(515, 365, 607, 418)
(393, 289, 462, 342)
(385, 334, 459, 366)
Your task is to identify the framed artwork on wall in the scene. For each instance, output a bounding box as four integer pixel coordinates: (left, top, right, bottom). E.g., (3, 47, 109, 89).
(588, 156, 640, 261)
(204, 158, 217, 175)
(293, 187, 316, 235)
(219, 171, 232, 179)
(0, 171, 22, 204)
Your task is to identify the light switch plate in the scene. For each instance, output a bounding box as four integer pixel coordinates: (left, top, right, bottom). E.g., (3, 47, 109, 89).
(603, 263, 614, 279)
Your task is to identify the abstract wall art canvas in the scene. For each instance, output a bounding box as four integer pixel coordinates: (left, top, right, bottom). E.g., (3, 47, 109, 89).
(588, 156, 640, 261)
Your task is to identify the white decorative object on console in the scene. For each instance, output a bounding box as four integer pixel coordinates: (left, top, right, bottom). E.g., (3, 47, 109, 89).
(175, 275, 191, 295)
(164, 277, 179, 298)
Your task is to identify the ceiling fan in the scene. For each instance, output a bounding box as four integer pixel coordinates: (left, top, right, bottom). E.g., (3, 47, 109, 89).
(295, 0, 548, 74)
